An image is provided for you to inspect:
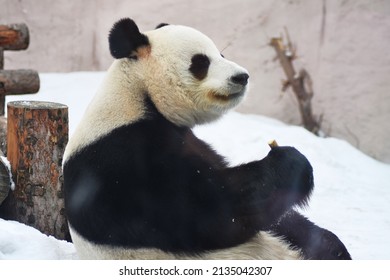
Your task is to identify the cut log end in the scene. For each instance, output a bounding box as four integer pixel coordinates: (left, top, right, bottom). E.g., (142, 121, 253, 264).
(8, 100, 66, 110)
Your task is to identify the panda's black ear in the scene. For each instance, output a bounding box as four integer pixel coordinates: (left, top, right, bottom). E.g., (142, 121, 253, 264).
(109, 18, 150, 59)
(156, 23, 169, 29)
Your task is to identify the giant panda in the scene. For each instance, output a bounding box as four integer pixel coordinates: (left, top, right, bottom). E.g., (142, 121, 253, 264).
(63, 18, 351, 260)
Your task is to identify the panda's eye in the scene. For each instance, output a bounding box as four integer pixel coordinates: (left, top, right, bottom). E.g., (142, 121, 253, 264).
(189, 54, 210, 80)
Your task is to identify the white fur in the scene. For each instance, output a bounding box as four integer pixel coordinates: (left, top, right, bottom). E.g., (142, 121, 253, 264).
(64, 59, 147, 160)
(70, 226, 301, 260)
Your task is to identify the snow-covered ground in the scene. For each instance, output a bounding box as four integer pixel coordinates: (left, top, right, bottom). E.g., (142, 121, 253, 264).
(1, 72, 389, 260)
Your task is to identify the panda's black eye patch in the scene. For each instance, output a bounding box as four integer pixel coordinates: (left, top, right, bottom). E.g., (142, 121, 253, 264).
(189, 54, 210, 80)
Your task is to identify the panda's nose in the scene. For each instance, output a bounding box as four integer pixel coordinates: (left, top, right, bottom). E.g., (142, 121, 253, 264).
(231, 73, 249, 86)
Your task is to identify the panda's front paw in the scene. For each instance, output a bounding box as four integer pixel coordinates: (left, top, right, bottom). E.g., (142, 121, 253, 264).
(266, 146, 314, 206)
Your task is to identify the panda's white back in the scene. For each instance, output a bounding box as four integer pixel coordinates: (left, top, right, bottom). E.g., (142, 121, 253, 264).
(70, 226, 300, 259)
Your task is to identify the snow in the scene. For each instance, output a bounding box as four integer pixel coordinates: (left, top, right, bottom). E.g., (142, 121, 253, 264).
(0, 218, 77, 260)
(1, 72, 390, 260)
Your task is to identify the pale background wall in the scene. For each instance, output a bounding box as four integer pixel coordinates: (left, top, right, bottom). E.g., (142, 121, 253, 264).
(1, 0, 389, 163)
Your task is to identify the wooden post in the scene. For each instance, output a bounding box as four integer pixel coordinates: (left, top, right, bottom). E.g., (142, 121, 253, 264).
(4, 101, 69, 240)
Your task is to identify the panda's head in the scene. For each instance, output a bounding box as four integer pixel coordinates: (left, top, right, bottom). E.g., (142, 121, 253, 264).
(109, 18, 249, 127)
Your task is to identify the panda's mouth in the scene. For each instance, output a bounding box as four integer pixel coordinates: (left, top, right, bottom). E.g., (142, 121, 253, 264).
(209, 90, 245, 102)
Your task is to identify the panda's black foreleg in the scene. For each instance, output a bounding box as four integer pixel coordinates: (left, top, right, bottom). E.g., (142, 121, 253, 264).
(268, 210, 352, 260)
(222, 146, 314, 231)
(182, 145, 315, 250)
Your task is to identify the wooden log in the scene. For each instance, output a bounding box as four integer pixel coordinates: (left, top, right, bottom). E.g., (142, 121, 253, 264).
(0, 69, 40, 95)
(0, 69, 40, 115)
(0, 23, 29, 50)
(4, 101, 69, 240)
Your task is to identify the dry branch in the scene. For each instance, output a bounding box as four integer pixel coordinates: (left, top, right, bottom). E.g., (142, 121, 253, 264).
(270, 30, 321, 135)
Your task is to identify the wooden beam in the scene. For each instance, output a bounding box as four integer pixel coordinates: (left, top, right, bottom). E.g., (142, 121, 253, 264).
(0, 69, 40, 115)
(0, 69, 40, 95)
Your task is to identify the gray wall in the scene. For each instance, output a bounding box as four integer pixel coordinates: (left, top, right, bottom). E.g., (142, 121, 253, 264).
(1, 0, 389, 163)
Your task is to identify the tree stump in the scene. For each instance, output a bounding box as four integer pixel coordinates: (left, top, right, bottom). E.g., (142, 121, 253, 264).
(4, 101, 69, 240)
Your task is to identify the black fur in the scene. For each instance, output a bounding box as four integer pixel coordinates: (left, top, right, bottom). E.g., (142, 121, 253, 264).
(109, 18, 149, 59)
(64, 99, 314, 253)
(269, 210, 352, 259)
(189, 54, 210, 80)
(156, 23, 169, 29)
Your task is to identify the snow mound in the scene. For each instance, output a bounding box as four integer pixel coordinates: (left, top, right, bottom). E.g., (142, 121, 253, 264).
(0, 218, 77, 260)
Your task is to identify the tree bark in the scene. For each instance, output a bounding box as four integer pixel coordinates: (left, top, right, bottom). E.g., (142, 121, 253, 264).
(3, 101, 69, 240)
